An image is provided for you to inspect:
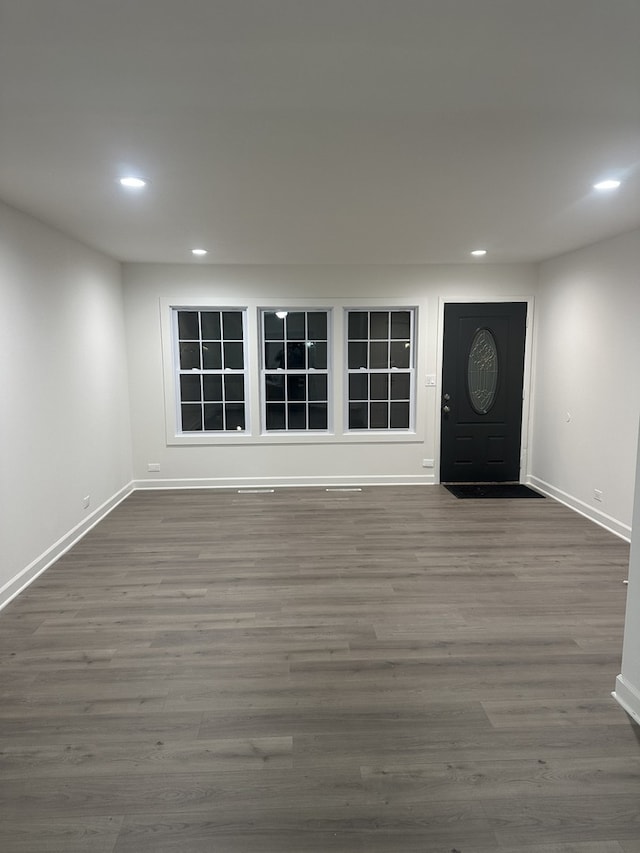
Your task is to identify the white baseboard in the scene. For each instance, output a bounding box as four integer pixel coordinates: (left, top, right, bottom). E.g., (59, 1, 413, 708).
(133, 473, 436, 490)
(612, 675, 640, 726)
(526, 475, 631, 542)
(0, 481, 135, 612)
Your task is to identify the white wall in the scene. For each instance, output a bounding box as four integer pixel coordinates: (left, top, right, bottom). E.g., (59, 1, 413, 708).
(529, 229, 640, 538)
(0, 201, 133, 607)
(123, 262, 536, 488)
(614, 421, 640, 723)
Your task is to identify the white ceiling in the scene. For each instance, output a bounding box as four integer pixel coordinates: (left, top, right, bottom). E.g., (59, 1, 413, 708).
(1, 0, 639, 264)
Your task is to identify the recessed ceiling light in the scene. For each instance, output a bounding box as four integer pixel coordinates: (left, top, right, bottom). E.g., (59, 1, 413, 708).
(593, 179, 621, 191)
(119, 176, 147, 189)
(191, 248, 208, 256)
(471, 249, 487, 257)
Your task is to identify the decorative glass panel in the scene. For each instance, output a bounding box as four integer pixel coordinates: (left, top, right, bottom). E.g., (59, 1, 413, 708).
(468, 328, 498, 414)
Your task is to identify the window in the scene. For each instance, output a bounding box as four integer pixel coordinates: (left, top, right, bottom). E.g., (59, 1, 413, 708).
(175, 309, 247, 432)
(346, 309, 415, 430)
(261, 310, 330, 431)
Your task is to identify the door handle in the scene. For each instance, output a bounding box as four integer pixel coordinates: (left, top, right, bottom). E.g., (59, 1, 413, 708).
(442, 405, 451, 414)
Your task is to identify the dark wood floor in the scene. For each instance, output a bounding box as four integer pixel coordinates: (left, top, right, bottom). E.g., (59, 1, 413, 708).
(1, 485, 638, 852)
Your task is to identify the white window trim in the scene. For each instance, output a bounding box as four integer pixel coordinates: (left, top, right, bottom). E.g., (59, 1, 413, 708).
(160, 296, 425, 446)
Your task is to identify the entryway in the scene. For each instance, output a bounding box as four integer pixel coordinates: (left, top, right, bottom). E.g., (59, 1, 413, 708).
(440, 302, 527, 482)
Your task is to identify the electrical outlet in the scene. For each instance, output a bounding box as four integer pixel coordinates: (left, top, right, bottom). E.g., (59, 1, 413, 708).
(147, 463, 161, 473)
(594, 489, 603, 502)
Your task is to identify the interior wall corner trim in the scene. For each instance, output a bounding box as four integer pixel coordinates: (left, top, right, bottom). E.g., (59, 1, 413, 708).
(526, 475, 631, 542)
(0, 481, 135, 612)
(612, 674, 640, 726)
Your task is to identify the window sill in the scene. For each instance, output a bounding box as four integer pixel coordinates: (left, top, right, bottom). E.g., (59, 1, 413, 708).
(167, 430, 423, 447)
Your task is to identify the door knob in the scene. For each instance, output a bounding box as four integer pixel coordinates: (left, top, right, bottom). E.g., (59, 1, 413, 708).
(443, 405, 451, 414)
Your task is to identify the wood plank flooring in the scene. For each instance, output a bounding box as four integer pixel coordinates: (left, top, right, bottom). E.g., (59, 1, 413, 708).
(0, 485, 638, 852)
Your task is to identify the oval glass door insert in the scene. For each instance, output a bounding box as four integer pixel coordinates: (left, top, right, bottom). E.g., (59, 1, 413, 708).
(467, 328, 498, 414)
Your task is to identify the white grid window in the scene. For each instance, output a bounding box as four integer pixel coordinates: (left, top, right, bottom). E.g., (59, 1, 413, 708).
(261, 309, 330, 431)
(346, 309, 415, 430)
(175, 309, 247, 432)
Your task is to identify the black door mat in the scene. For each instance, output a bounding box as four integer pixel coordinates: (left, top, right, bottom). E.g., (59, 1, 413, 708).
(444, 483, 545, 499)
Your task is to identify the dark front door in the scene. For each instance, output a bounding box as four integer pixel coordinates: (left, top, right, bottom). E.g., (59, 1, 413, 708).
(440, 302, 527, 482)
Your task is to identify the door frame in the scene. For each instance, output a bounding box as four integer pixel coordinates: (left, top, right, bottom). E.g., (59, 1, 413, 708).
(435, 296, 535, 484)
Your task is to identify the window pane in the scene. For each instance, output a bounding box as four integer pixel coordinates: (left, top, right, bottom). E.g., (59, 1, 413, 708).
(369, 341, 388, 369)
(286, 312, 306, 340)
(370, 373, 388, 400)
(390, 401, 410, 429)
(175, 307, 248, 435)
(287, 375, 306, 401)
(309, 403, 328, 430)
(370, 311, 389, 340)
(370, 401, 389, 429)
(288, 403, 306, 429)
(309, 374, 327, 401)
(349, 402, 368, 429)
(222, 311, 243, 340)
(178, 311, 199, 339)
(391, 311, 411, 340)
(180, 374, 201, 402)
(203, 403, 223, 430)
(308, 341, 327, 369)
(286, 342, 306, 370)
(201, 312, 221, 340)
(260, 308, 330, 434)
(266, 403, 286, 430)
(307, 312, 327, 340)
(265, 375, 285, 401)
(202, 341, 222, 370)
(203, 374, 223, 401)
(181, 404, 202, 431)
(264, 312, 285, 340)
(348, 311, 368, 339)
(344, 307, 414, 433)
(223, 342, 244, 369)
(391, 372, 410, 400)
(225, 403, 245, 431)
(265, 342, 285, 369)
(180, 342, 200, 369)
(224, 375, 244, 401)
(390, 340, 410, 368)
(348, 341, 368, 369)
(349, 373, 367, 400)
